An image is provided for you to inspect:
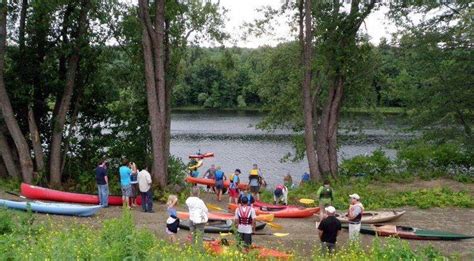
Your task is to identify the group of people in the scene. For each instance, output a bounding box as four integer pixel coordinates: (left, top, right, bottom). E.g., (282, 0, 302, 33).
(95, 158, 154, 213)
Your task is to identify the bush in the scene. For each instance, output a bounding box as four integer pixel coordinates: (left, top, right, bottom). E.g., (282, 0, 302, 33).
(340, 149, 393, 177)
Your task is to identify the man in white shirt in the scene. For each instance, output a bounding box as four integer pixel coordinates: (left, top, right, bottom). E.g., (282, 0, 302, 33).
(234, 196, 256, 248)
(137, 166, 153, 213)
(185, 186, 208, 248)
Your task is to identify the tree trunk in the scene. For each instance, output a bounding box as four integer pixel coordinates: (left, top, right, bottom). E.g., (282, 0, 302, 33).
(301, 0, 321, 182)
(28, 107, 45, 172)
(0, 129, 20, 179)
(139, 0, 168, 187)
(0, 1, 34, 183)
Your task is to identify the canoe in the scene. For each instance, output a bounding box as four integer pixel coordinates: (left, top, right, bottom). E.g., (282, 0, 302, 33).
(20, 183, 141, 206)
(185, 176, 248, 190)
(205, 239, 291, 259)
(177, 211, 274, 222)
(189, 152, 214, 159)
(228, 203, 318, 218)
(0, 199, 101, 217)
(179, 219, 266, 233)
(188, 160, 203, 170)
(335, 210, 405, 224)
(348, 224, 474, 240)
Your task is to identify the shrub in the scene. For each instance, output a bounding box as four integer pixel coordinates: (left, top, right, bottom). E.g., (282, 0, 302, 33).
(340, 149, 393, 177)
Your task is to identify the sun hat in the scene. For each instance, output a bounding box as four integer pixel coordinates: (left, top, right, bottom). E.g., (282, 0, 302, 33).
(349, 193, 360, 200)
(325, 206, 336, 213)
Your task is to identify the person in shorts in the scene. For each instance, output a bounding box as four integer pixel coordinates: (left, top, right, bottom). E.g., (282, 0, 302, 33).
(214, 166, 226, 201)
(228, 169, 241, 204)
(166, 195, 179, 242)
(248, 164, 261, 200)
(234, 196, 256, 248)
(129, 162, 139, 207)
(119, 159, 132, 209)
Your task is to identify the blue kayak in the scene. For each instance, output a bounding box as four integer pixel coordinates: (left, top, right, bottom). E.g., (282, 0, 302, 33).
(0, 199, 102, 217)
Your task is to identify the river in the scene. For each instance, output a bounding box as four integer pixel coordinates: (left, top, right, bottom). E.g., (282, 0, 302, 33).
(170, 110, 409, 186)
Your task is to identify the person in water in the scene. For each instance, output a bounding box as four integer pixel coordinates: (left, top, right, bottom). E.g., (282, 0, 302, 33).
(317, 180, 334, 220)
(234, 196, 256, 248)
(228, 169, 241, 204)
(347, 193, 364, 242)
(203, 164, 216, 193)
(166, 195, 180, 242)
(248, 164, 262, 200)
(318, 206, 341, 255)
(214, 166, 226, 201)
(273, 184, 288, 205)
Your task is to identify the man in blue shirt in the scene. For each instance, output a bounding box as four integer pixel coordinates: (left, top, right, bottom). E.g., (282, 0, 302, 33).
(214, 166, 226, 201)
(95, 159, 109, 207)
(119, 159, 132, 209)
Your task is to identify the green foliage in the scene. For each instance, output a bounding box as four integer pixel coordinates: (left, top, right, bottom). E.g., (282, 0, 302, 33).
(340, 149, 393, 177)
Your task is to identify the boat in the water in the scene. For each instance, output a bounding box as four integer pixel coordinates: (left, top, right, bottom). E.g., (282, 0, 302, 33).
(0, 198, 102, 217)
(177, 211, 274, 222)
(205, 239, 292, 259)
(189, 152, 214, 159)
(228, 203, 318, 218)
(179, 219, 266, 233)
(188, 160, 203, 170)
(349, 224, 474, 240)
(335, 210, 405, 224)
(185, 176, 248, 190)
(20, 183, 141, 206)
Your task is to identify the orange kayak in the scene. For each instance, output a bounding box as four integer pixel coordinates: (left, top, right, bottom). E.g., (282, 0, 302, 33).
(185, 176, 248, 190)
(205, 239, 292, 259)
(189, 152, 214, 159)
(177, 211, 274, 222)
(228, 203, 318, 218)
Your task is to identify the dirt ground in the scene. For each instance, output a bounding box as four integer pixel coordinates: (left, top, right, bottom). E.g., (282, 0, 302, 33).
(1, 184, 473, 260)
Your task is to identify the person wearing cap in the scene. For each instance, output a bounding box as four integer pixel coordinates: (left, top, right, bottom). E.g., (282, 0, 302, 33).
(317, 180, 334, 220)
(317, 206, 341, 254)
(228, 169, 241, 204)
(234, 195, 256, 248)
(273, 184, 288, 205)
(186, 186, 208, 249)
(347, 193, 364, 241)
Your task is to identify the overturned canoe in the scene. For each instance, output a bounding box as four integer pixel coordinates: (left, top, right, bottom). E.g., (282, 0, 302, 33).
(20, 183, 141, 206)
(0, 199, 101, 217)
(335, 210, 405, 224)
(189, 152, 214, 159)
(177, 211, 274, 222)
(228, 203, 318, 218)
(348, 224, 474, 240)
(205, 239, 292, 259)
(179, 219, 266, 233)
(185, 176, 248, 190)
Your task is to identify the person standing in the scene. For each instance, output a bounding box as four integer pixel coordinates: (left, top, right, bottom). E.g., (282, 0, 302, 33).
(214, 166, 226, 201)
(185, 186, 208, 248)
(300, 172, 310, 186)
(273, 184, 288, 205)
(95, 159, 109, 207)
(137, 165, 153, 213)
(130, 162, 139, 207)
(228, 169, 241, 204)
(238, 188, 255, 206)
(317, 206, 341, 255)
(248, 164, 262, 200)
(347, 193, 364, 242)
(317, 180, 334, 220)
(234, 196, 256, 248)
(203, 164, 216, 193)
(119, 159, 132, 209)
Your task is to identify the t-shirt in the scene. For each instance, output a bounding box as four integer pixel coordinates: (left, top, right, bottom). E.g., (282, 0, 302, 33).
(235, 206, 257, 234)
(249, 175, 259, 186)
(301, 172, 310, 182)
(318, 216, 341, 244)
(167, 207, 177, 217)
(238, 193, 255, 206)
(137, 169, 152, 192)
(215, 170, 224, 181)
(95, 166, 107, 185)
(204, 168, 216, 179)
(119, 166, 132, 186)
(185, 196, 208, 224)
(191, 170, 200, 178)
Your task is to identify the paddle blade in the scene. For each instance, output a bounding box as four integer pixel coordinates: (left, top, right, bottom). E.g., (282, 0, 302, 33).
(256, 214, 274, 222)
(219, 232, 232, 237)
(207, 204, 224, 211)
(273, 233, 289, 237)
(299, 198, 315, 204)
(265, 222, 283, 230)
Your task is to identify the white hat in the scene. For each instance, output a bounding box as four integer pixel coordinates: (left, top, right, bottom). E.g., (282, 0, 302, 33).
(349, 193, 360, 200)
(325, 206, 336, 213)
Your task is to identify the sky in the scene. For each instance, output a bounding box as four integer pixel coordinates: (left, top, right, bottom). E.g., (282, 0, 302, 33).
(214, 0, 398, 48)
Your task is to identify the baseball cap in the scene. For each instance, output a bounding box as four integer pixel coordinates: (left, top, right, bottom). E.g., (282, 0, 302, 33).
(349, 193, 360, 200)
(325, 206, 336, 213)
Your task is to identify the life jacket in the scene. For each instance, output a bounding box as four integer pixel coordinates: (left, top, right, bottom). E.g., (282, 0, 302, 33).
(239, 194, 254, 206)
(276, 184, 284, 190)
(229, 174, 239, 189)
(250, 169, 259, 176)
(319, 187, 333, 200)
(215, 170, 224, 181)
(238, 206, 253, 225)
(349, 202, 364, 222)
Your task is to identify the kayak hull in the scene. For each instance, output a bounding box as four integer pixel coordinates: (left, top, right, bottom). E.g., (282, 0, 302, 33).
(0, 199, 101, 217)
(20, 183, 141, 206)
(189, 153, 214, 159)
(205, 239, 291, 259)
(228, 203, 318, 218)
(335, 211, 405, 224)
(179, 219, 266, 233)
(185, 176, 248, 190)
(254, 201, 319, 214)
(177, 211, 273, 222)
(345, 224, 474, 240)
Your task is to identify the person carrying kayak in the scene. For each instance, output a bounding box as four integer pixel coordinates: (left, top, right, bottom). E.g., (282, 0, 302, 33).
(214, 166, 226, 201)
(238, 188, 255, 206)
(317, 206, 341, 255)
(228, 169, 241, 204)
(234, 196, 256, 248)
(203, 164, 216, 193)
(317, 180, 334, 220)
(273, 184, 288, 205)
(347, 193, 364, 242)
(248, 164, 262, 200)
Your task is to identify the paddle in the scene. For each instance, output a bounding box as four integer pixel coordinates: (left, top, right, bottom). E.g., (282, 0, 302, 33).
(220, 232, 289, 237)
(207, 203, 224, 211)
(299, 198, 315, 205)
(265, 221, 283, 230)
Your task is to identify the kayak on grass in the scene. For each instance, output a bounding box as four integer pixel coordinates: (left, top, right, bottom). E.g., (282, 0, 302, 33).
(335, 210, 406, 224)
(0, 198, 102, 217)
(205, 239, 292, 259)
(177, 211, 274, 222)
(179, 219, 266, 233)
(228, 203, 318, 218)
(185, 176, 248, 190)
(189, 152, 214, 159)
(20, 183, 141, 206)
(343, 224, 474, 240)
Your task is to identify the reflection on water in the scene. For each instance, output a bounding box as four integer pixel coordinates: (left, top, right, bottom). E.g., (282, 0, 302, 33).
(170, 111, 408, 187)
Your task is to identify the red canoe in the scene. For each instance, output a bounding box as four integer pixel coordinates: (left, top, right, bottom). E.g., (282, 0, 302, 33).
(185, 176, 248, 190)
(189, 152, 214, 159)
(20, 183, 141, 206)
(228, 203, 318, 218)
